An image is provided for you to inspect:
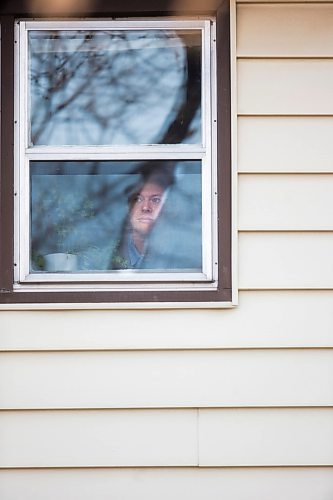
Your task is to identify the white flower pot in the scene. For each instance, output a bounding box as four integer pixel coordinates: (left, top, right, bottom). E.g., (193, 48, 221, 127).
(43, 253, 78, 272)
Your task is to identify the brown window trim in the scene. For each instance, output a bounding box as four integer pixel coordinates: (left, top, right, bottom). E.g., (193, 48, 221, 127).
(0, 0, 231, 305)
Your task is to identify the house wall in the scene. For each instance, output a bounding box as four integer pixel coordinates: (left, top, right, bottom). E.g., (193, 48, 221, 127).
(1, 2, 333, 498)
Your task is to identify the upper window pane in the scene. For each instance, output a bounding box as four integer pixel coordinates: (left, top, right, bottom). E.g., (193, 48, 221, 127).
(29, 29, 202, 146)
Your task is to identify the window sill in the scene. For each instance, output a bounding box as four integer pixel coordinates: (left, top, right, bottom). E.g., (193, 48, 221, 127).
(0, 299, 236, 310)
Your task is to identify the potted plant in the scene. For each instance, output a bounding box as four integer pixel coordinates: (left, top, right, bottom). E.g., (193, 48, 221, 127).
(31, 183, 96, 273)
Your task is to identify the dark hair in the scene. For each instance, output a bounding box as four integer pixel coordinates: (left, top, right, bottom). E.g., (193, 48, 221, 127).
(125, 164, 175, 205)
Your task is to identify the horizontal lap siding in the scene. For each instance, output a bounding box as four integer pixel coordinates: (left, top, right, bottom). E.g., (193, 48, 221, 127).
(239, 232, 333, 289)
(2, 3, 333, 498)
(234, 5, 333, 495)
(1, 408, 333, 467)
(0, 468, 333, 500)
(1, 349, 332, 408)
(238, 59, 333, 115)
(237, 4, 333, 57)
(239, 174, 333, 230)
(199, 408, 333, 466)
(0, 290, 332, 349)
(237, 4, 333, 295)
(238, 116, 333, 172)
(0, 410, 197, 467)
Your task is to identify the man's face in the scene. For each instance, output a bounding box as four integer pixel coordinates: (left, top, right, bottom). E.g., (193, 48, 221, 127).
(129, 181, 165, 237)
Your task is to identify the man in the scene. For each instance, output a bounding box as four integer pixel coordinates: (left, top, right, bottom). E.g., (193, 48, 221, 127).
(110, 169, 172, 269)
(126, 179, 166, 267)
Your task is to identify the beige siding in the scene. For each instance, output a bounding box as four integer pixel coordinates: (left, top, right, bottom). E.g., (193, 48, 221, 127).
(239, 174, 333, 229)
(199, 408, 333, 465)
(2, 408, 333, 468)
(235, 4, 333, 494)
(238, 59, 333, 115)
(237, 4, 333, 56)
(1, 291, 333, 349)
(239, 232, 333, 289)
(0, 468, 332, 500)
(0, 410, 197, 467)
(1, 349, 332, 408)
(1, 2, 333, 498)
(238, 116, 333, 173)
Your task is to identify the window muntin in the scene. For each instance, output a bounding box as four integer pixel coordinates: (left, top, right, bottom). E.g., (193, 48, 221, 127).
(15, 19, 217, 290)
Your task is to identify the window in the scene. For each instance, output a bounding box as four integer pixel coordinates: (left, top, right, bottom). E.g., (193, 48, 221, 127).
(0, 1, 232, 306)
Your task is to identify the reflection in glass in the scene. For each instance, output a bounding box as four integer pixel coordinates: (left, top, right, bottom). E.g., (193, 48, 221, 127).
(29, 30, 202, 145)
(30, 161, 202, 273)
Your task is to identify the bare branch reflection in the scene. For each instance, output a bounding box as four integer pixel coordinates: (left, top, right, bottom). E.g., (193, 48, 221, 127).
(30, 30, 201, 145)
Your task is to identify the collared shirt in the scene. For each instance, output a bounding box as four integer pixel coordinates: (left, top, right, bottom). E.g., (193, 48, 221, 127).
(127, 236, 145, 268)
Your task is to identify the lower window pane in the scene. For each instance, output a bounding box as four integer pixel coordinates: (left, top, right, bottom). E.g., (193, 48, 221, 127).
(30, 161, 202, 275)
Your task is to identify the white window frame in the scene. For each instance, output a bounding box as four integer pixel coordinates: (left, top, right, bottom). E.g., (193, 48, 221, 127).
(14, 18, 218, 292)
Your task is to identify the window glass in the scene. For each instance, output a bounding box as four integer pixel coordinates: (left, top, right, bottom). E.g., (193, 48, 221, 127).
(30, 160, 202, 273)
(13, 19, 220, 293)
(29, 30, 202, 146)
